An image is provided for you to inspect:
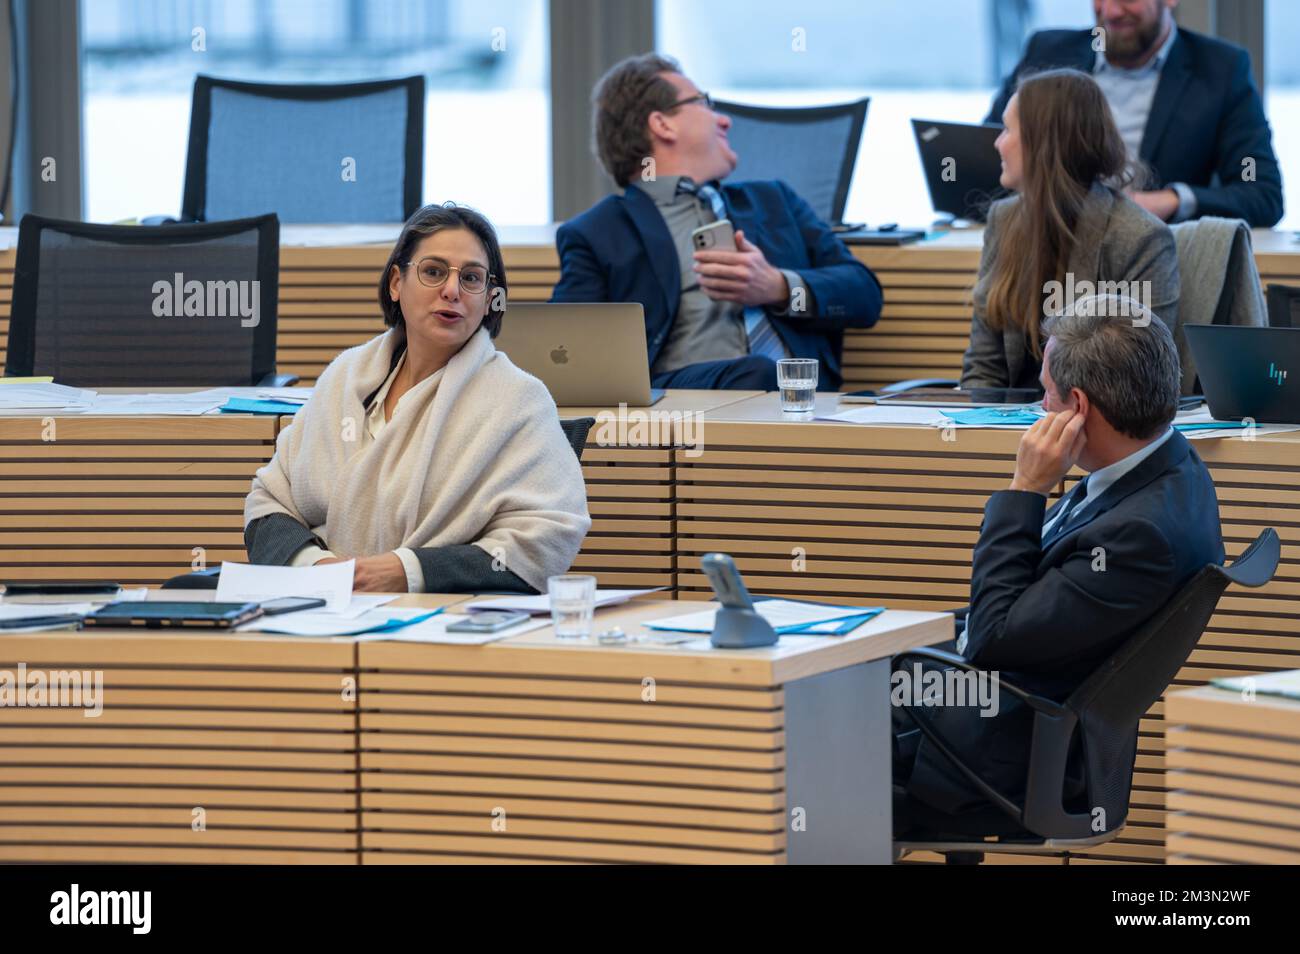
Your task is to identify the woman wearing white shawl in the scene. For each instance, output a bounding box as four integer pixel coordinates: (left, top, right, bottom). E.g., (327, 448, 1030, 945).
(244, 205, 590, 593)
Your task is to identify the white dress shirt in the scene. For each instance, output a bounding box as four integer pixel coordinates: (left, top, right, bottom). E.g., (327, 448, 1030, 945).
(1040, 426, 1174, 538)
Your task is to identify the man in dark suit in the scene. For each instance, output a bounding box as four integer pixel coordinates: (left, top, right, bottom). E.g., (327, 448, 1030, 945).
(987, 0, 1282, 227)
(893, 296, 1224, 832)
(550, 53, 882, 391)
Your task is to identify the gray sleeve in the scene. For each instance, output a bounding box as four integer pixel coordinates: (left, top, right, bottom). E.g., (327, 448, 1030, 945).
(412, 544, 538, 594)
(244, 512, 323, 566)
(1122, 220, 1180, 337)
(960, 204, 1012, 389)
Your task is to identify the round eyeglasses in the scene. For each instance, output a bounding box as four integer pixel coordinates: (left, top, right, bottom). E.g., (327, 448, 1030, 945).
(405, 258, 493, 296)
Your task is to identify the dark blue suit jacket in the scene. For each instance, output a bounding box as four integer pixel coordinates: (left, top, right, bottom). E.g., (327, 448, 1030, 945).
(986, 27, 1283, 227)
(550, 179, 883, 390)
(901, 429, 1223, 818)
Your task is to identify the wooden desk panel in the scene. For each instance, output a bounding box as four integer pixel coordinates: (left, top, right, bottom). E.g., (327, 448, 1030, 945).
(357, 598, 948, 864)
(1165, 685, 1300, 864)
(0, 597, 946, 865)
(0, 415, 277, 586)
(0, 631, 359, 864)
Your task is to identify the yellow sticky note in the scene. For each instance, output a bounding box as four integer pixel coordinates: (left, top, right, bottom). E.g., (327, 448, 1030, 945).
(0, 377, 55, 384)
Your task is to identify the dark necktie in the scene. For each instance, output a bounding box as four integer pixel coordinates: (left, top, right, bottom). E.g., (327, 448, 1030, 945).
(1043, 476, 1090, 546)
(679, 180, 787, 362)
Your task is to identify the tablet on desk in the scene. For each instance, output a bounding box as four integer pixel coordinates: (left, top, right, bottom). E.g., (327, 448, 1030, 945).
(84, 601, 263, 629)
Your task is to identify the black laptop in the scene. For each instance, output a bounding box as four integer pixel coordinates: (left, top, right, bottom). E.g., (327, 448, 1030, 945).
(1184, 325, 1300, 424)
(911, 118, 1008, 223)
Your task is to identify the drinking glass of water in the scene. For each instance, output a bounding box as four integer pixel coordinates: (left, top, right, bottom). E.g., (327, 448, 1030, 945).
(777, 358, 819, 413)
(548, 574, 597, 639)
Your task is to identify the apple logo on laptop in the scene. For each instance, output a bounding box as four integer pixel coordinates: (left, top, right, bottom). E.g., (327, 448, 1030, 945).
(551, 345, 569, 365)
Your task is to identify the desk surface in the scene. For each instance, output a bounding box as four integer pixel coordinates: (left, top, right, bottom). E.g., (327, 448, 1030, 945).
(0, 595, 951, 688)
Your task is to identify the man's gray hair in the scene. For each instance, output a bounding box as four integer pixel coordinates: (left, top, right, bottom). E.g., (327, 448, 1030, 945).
(1043, 293, 1181, 439)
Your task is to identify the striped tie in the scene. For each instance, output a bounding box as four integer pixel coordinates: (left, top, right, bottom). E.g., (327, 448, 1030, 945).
(693, 182, 788, 362)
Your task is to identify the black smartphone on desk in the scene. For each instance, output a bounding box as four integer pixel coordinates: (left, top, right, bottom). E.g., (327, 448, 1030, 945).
(260, 596, 327, 616)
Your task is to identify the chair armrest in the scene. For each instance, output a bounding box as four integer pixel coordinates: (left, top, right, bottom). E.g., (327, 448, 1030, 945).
(895, 695, 1025, 821)
(894, 647, 1068, 717)
(257, 372, 301, 387)
(879, 377, 958, 394)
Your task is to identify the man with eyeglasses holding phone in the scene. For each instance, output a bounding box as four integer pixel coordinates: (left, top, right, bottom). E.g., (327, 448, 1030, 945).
(551, 54, 883, 391)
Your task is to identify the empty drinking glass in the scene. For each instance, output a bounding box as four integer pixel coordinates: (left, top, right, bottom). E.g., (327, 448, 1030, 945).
(548, 574, 597, 638)
(777, 358, 819, 413)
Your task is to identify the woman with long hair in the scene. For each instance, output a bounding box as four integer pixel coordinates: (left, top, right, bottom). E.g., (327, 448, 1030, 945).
(961, 68, 1180, 389)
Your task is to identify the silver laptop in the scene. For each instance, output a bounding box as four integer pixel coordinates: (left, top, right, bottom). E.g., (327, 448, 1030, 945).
(495, 302, 663, 406)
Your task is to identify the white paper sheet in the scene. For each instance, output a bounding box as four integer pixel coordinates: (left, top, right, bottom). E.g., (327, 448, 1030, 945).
(645, 599, 869, 634)
(237, 605, 438, 637)
(357, 612, 549, 645)
(817, 405, 951, 427)
(463, 588, 662, 616)
(0, 602, 96, 620)
(0, 383, 97, 410)
(217, 560, 354, 613)
(77, 393, 228, 416)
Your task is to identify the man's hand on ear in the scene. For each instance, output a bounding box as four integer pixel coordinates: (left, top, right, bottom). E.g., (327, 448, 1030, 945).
(1010, 409, 1088, 496)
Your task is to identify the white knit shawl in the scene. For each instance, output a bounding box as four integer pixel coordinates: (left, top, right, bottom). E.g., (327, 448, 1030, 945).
(244, 326, 591, 591)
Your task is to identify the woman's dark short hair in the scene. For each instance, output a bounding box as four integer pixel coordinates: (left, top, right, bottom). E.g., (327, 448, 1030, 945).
(378, 203, 508, 338)
(592, 52, 682, 187)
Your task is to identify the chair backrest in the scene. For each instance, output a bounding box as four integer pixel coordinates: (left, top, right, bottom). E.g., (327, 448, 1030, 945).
(714, 98, 869, 225)
(1266, 283, 1300, 328)
(559, 417, 595, 461)
(6, 213, 280, 387)
(1065, 529, 1281, 830)
(182, 74, 425, 223)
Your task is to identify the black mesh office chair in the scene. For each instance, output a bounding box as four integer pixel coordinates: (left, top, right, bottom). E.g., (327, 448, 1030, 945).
(715, 98, 869, 226)
(893, 528, 1280, 864)
(6, 213, 294, 387)
(180, 74, 424, 223)
(162, 416, 597, 590)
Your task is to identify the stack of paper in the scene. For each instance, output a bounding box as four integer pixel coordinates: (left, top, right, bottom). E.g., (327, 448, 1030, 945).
(0, 382, 97, 412)
(1212, 670, 1300, 701)
(79, 392, 229, 415)
(217, 560, 355, 612)
(1173, 406, 1300, 440)
(356, 612, 549, 645)
(463, 588, 662, 615)
(645, 599, 883, 635)
(818, 405, 950, 427)
(0, 602, 93, 633)
(238, 605, 438, 637)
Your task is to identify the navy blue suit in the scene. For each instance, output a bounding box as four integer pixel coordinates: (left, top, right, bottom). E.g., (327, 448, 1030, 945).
(550, 179, 883, 390)
(986, 27, 1283, 227)
(895, 429, 1223, 827)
